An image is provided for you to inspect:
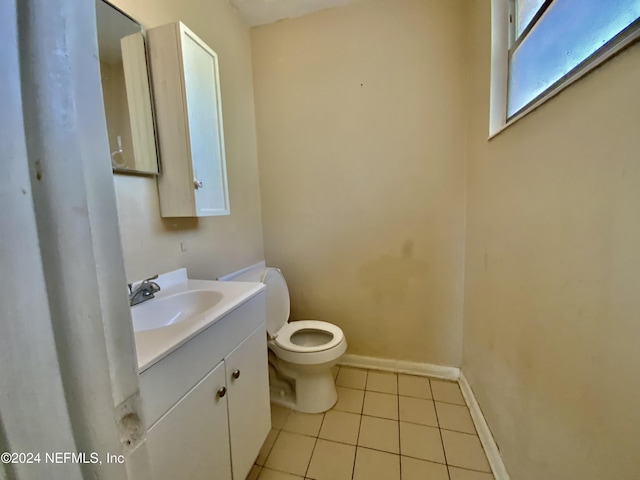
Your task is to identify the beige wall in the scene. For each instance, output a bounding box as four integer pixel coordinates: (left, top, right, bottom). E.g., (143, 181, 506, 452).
(251, 0, 467, 366)
(463, 2, 640, 479)
(108, 0, 264, 282)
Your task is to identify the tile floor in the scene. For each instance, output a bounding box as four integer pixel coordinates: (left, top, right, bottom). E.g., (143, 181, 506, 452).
(247, 367, 495, 480)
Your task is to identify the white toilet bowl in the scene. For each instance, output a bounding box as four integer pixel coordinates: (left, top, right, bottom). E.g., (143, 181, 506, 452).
(233, 266, 347, 413)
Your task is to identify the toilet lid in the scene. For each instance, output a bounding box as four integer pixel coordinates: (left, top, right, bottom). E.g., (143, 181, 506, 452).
(262, 268, 290, 336)
(275, 320, 345, 353)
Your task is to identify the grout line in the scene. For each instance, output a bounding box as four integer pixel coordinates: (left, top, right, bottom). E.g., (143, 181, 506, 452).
(336, 385, 362, 391)
(421, 398, 466, 406)
(351, 371, 368, 480)
(304, 437, 319, 479)
(361, 412, 423, 425)
(447, 464, 497, 475)
(439, 426, 481, 436)
(398, 453, 450, 467)
(365, 388, 399, 395)
(357, 445, 448, 465)
(351, 426, 362, 478)
(438, 394, 480, 438)
(258, 407, 283, 467)
(262, 465, 308, 478)
(261, 428, 281, 466)
(304, 413, 329, 480)
(314, 437, 357, 448)
(280, 413, 325, 438)
(430, 378, 452, 480)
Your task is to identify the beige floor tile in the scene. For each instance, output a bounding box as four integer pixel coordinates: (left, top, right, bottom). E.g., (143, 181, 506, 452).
(264, 431, 316, 477)
(448, 466, 495, 480)
(319, 410, 361, 445)
(306, 439, 356, 480)
(436, 402, 476, 434)
(399, 421, 445, 463)
(366, 371, 398, 394)
(399, 396, 438, 427)
(441, 430, 491, 473)
(353, 447, 400, 480)
(336, 367, 367, 390)
(282, 411, 324, 437)
(398, 374, 432, 399)
(334, 386, 365, 414)
(358, 415, 399, 454)
(271, 404, 291, 429)
(362, 391, 399, 420)
(247, 464, 262, 480)
(256, 428, 280, 466)
(430, 380, 465, 405)
(258, 468, 304, 480)
(401, 456, 449, 480)
(332, 366, 340, 380)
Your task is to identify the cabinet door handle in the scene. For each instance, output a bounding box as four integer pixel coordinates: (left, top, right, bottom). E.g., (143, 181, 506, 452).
(232, 370, 240, 380)
(194, 179, 204, 189)
(217, 386, 227, 398)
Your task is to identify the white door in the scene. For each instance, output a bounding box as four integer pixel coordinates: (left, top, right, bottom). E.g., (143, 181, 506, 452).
(225, 325, 271, 480)
(180, 26, 230, 216)
(147, 361, 232, 480)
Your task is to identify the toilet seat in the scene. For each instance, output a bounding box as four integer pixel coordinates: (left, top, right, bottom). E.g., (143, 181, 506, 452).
(275, 320, 344, 353)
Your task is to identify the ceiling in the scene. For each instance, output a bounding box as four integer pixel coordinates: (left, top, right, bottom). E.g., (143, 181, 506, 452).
(229, 0, 355, 26)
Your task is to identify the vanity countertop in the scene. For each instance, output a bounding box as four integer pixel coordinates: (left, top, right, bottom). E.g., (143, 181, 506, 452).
(132, 268, 265, 372)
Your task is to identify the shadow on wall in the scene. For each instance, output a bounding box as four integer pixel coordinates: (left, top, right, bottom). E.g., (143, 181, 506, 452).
(161, 217, 198, 231)
(357, 240, 428, 304)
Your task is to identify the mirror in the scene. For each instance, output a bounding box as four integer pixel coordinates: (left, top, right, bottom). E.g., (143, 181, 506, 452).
(96, 0, 159, 175)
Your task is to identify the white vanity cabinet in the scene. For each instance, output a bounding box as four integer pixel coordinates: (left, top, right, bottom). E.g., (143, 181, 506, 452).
(140, 293, 270, 480)
(225, 326, 271, 477)
(146, 361, 232, 480)
(147, 21, 230, 217)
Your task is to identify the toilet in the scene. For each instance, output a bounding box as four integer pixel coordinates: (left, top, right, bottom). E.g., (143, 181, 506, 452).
(231, 265, 347, 413)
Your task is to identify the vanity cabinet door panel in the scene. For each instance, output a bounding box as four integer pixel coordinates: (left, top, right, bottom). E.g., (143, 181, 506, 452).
(225, 325, 271, 480)
(146, 361, 232, 480)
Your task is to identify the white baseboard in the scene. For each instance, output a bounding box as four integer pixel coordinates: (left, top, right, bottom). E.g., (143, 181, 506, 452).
(459, 372, 510, 480)
(338, 354, 460, 381)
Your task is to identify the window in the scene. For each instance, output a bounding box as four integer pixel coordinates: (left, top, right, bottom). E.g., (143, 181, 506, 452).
(507, 0, 640, 119)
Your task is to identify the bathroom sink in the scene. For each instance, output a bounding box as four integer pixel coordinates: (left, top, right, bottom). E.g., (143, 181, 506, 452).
(131, 290, 223, 332)
(130, 268, 266, 371)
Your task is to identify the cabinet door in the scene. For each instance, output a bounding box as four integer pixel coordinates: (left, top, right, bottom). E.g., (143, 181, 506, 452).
(225, 325, 271, 480)
(180, 25, 230, 217)
(146, 361, 232, 480)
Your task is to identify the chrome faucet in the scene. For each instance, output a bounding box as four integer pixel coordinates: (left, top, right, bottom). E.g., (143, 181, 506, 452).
(128, 275, 161, 306)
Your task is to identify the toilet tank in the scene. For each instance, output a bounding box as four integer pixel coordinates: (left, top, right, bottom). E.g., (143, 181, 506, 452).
(222, 264, 290, 336)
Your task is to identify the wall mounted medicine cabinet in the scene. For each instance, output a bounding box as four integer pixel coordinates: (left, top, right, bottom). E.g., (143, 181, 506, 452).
(147, 22, 230, 217)
(95, 0, 159, 175)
